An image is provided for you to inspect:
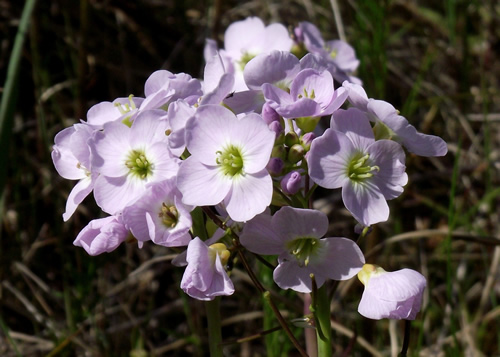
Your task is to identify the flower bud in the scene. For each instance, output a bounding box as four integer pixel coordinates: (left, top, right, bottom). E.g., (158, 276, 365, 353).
(280, 170, 302, 195)
(271, 145, 286, 160)
(261, 102, 280, 125)
(296, 116, 320, 133)
(285, 132, 300, 147)
(294, 26, 304, 43)
(267, 157, 284, 176)
(300, 132, 315, 151)
(288, 144, 305, 164)
(269, 120, 284, 139)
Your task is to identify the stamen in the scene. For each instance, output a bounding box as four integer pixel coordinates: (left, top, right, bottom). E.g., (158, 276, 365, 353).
(158, 203, 179, 228)
(286, 237, 319, 267)
(216, 145, 244, 177)
(125, 149, 153, 179)
(347, 153, 379, 182)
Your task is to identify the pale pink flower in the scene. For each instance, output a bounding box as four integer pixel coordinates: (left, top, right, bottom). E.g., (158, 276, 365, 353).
(357, 264, 426, 320)
(177, 105, 274, 222)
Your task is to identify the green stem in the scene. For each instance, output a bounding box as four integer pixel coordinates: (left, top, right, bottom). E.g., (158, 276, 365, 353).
(206, 297, 223, 357)
(191, 206, 208, 240)
(0, 0, 37, 221)
(315, 285, 332, 356)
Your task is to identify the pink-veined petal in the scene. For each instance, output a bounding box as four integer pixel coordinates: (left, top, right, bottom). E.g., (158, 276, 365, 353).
(93, 174, 146, 215)
(273, 259, 326, 293)
(240, 213, 284, 255)
(272, 206, 328, 241)
(229, 113, 274, 174)
(309, 237, 365, 280)
(89, 122, 131, 177)
(185, 105, 237, 166)
(224, 170, 272, 222)
(330, 108, 375, 151)
(342, 180, 389, 226)
(308, 128, 353, 189)
(244, 51, 300, 90)
(177, 158, 232, 207)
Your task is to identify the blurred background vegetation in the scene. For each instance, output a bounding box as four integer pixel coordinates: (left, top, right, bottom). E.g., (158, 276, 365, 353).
(0, 0, 499, 355)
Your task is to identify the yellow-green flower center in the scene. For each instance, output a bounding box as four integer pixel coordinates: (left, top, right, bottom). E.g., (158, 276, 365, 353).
(216, 145, 244, 177)
(285, 237, 319, 267)
(238, 52, 257, 71)
(125, 149, 153, 179)
(158, 203, 178, 228)
(347, 153, 379, 182)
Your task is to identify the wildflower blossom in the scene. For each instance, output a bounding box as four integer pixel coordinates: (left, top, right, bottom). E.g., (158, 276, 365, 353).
(204, 17, 293, 91)
(240, 206, 365, 293)
(89, 110, 179, 215)
(177, 105, 274, 222)
(143, 69, 202, 108)
(343, 81, 448, 157)
(73, 215, 129, 256)
(51, 123, 96, 221)
(357, 264, 426, 320)
(85, 96, 145, 129)
(122, 179, 192, 247)
(180, 237, 234, 300)
(308, 107, 407, 226)
(295, 21, 361, 84)
(263, 68, 347, 121)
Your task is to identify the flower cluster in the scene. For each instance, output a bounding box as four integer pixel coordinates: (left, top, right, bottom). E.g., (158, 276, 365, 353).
(53, 17, 446, 321)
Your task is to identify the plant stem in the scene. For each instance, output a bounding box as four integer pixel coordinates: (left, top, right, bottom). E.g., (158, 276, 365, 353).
(315, 285, 332, 357)
(237, 246, 308, 357)
(201, 207, 307, 356)
(206, 297, 223, 357)
(399, 320, 411, 356)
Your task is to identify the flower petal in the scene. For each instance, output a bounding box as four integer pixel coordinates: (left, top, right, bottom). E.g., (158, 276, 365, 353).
(230, 113, 274, 174)
(330, 108, 375, 151)
(308, 128, 353, 189)
(239, 212, 284, 255)
(63, 175, 94, 221)
(310, 237, 365, 280)
(177, 158, 232, 207)
(342, 180, 389, 226)
(273, 258, 326, 293)
(89, 122, 130, 177)
(185, 105, 237, 166)
(272, 206, 328, 241)
(244, 51, 300, 90)
(224, 170, 272, 222)
(367, 140, 407, 200)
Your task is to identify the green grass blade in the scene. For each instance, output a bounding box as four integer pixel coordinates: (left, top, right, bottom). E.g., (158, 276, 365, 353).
(0, 0, 38, 218)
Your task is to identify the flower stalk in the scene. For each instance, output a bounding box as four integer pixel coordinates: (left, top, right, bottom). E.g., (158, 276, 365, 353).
(314, 284, 332, 356)
(206, 297, 223, 357)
